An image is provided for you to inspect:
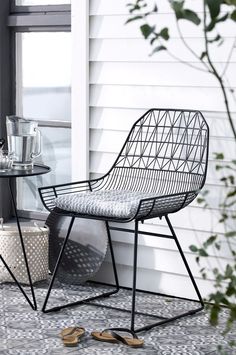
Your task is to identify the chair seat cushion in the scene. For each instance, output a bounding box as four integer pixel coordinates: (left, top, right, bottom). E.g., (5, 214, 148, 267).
(54, 190, 156, 219)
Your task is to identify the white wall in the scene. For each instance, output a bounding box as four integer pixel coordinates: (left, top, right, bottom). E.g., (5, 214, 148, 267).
(79, 0, 236, 299)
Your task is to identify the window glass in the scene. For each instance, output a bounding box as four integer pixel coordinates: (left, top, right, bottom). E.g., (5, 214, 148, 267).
(15, 31, 71, 212)
(17, 127, 71, 211)
(16, 0, 70, 5)
(16, 32, 71, 121)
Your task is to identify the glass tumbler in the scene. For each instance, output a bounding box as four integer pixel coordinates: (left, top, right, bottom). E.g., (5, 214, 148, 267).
(0, 151, 13, 172)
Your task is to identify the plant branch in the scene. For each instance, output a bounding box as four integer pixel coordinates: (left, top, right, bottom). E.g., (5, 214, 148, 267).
(221, 38, 236, 76)
(224, 74, 236, 105)
(157, 39, 210, 72)
(176, 18, 212, 73)
(203, 1, 236, 141)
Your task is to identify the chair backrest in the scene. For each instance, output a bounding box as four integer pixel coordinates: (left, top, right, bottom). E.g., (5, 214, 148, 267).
(97, 109, 209, 195)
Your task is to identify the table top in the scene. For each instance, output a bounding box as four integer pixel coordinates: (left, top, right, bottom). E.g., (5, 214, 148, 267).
(0, 164, 51, 178)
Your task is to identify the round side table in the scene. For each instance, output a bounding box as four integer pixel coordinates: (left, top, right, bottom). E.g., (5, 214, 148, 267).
(0, 164, 50, 310)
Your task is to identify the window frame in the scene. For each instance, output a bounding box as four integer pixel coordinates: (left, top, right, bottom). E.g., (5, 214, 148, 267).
(9, 3, 71, 30)
(0, 0, 15, 220)
(6, 0, 90, 220)
(9, 1, 71, 121)
(8, 0, 73, 219)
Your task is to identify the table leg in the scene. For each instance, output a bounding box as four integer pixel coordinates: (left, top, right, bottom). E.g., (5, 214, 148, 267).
(0, 254, 36, 307)
(7, 178, 37, 310)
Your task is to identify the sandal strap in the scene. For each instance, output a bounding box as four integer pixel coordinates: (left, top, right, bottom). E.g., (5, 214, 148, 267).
(102, 327, 139, 341)
(63, 326, 84, 337)
(110, 331, 130, 346)
(65, 327, 78, 336)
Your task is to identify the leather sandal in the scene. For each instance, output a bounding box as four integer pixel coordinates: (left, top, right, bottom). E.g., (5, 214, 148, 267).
(91, 328, 144, 348)
(60, 326, 85, 347)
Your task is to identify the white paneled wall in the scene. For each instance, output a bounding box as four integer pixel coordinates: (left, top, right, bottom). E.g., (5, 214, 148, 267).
(88, 0, 236, 298)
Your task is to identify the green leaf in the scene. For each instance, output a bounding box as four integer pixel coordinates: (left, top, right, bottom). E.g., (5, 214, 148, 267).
(210, 305, 220, 326)
(127, 0, 147, 13)
(224, 200, 236, 207)
(150, 36, 158, 46)
(206, 19, 217, 31)
(224, 0, 236, 5)
(217, 12, 229, 23)
(159, 27, 169, 40)
(177, 9, 201, 25)
(226, 285, 235, 297)
(199, 248, 209, 257)
(227, 188, 236, 198)
(231, 9, 236, 21)
(215, 164, 223, 170)
(206, 13, 228, 32)
(228, 175, 235, 185)
(150, 45, 166, 55)
(217, 38, 224, 46)
(125, 15, 143, 24)
(229, 340, 236, 347)
(225, 231, 236, 237)
(203, 235, 217, 248)
(182, 9, 201, 25)
(208, 34, 221, 43)
(225, 264, 233, 278)
(219, 213, 228, 223)
(140, 24, 155, 39)
(171, 0, 185, 13)
(230, 306, 236, 320)
(215, 242, 221, 250)
(171, 1, 201, 25)
(153, 3, 158, 12)
(214, 152, 224, 160)
(206, 0, 221, 20)
(197, 197, 205, 204)
(189, 244, 198, 252)
(150, 36, 158, 45)
(150, 28, 169, 45)
(220, 177, 227, 182)
(210, 291, 225, 303)
(220, 296, 230, 306)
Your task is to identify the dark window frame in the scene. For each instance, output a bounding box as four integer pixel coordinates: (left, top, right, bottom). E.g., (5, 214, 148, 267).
(2, 0, 71, 219)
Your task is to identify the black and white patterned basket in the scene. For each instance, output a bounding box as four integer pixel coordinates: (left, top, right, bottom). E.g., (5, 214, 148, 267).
(0, 223, 49, 284)
(46, 210, 108, 285)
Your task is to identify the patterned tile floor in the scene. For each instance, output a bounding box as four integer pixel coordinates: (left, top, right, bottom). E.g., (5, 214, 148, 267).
(0, 281, 235, 355)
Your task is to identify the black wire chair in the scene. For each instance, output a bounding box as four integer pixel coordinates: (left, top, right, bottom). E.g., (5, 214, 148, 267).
(39, 108, 209, 332)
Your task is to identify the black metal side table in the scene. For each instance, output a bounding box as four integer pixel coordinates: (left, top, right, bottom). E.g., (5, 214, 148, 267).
(0, 164, 50, 310)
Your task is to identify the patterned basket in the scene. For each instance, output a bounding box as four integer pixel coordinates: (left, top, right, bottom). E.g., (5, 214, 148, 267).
(0, 224, 49, 284)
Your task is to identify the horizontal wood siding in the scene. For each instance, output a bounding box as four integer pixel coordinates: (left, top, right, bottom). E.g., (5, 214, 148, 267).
(89, 0, 235, 299)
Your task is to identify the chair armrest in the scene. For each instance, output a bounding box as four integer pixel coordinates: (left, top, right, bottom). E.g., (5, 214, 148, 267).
(134, 190, 199, 220)
(38, 179, 94, 212)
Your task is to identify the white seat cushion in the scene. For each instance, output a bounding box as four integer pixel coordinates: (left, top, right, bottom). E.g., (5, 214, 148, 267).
(55, 190, 156, 219)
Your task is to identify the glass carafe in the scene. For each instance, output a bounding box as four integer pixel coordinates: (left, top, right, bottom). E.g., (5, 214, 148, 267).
(6, 116, 41, 170)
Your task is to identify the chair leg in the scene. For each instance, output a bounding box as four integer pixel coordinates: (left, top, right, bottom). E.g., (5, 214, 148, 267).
(128, 216, 204, 332)
(105, 221, 120, 291)
(42, 215, 204, 332)
(42, 216, 75, 312)
(131, 220, 139, 331)
(165, 215, 204, 307)
(42, 218, 120, 313)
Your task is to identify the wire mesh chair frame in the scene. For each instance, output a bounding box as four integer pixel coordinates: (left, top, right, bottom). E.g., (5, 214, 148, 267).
(39, 108, 209, 332)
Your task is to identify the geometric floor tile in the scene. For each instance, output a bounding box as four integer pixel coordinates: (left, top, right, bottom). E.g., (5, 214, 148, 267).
(0, 281, 235, 355)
